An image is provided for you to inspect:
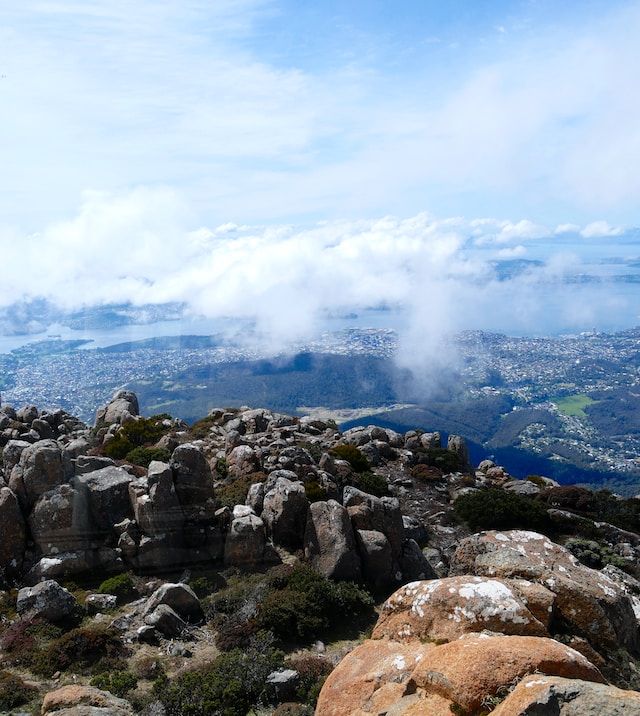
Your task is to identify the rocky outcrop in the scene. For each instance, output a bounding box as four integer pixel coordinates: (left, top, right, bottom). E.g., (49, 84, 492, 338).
(169, 443, 215, 519)
(0, 485, 26, 573)
(262, 476, 309, 550)
(95, 389, 140, 429)
(304, 499, 361, 581)
(450, 529, 639, 654)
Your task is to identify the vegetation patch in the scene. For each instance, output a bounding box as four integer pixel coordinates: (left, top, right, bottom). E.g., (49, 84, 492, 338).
(154, 631, 283, 716)
(330, 444, 370, 473)
(215, 472, 265, 509)
(90, 670, 138, 697)
(564, 537, 627, 570)
(552, 394, 597, 419)
(0, 670, 37, 711)
(98, 573, 137, 603)
(454, 488, 551, 532)
(125, 445, 171, 467)
(102, 414, 172, 460)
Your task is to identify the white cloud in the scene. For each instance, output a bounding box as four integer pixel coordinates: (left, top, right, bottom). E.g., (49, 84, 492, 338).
(580, 220, 624, 238)
(0, 189, 634, 358)
(554, 223, 581, 234)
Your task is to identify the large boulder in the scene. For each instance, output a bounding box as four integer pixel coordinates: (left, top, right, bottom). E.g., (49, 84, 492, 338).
(26, 548, 122, 584)
(1, 439, 31, 479)
(355, 529, 394, 588)
(8, 439, 66, 510)
(73, 466, 133, 533)
(314, 639, 434, 716)
(0, 486, 26, 574)
(143, 582, 203, 622)
(95, 389, 139, 428)
(224, 513, 267, 567)
(407, 634, 604, 714)
(450, 530, 640, 654)
(262, 476, 309, 549)
(399, 539, 437, 582)
(343, 486, 405, 561)
(130, 461, 184, 537)
(318, 635, 604, 716)
(41, 685, 134, 715)
(17, 579, 78, 622)
(492, 674, 640, 715)
(144, 603, 188, 638)
(304, 500, 361, 581)
(373, 576, 553, 643)
(170, 443, 215, 519)
(29, 483, 90, 553)
(227, 444, 261, 477)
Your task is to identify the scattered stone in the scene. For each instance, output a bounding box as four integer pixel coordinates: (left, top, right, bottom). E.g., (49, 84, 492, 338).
(16, 580, 78, 622)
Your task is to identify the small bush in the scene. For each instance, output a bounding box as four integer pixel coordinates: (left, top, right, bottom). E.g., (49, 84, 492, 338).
(354, 471, 389, 497)
(0, 618, 62, 667)
(258, 565, 373, 641)
(190, 416, 217, 440)
(304, 480, 328, 503)
(410, 464, 444, 482)
(103, 416, 172, 459)
(155, 632, 283, 716)
(291, 654, 333, 706)
(421, 448, 463, 473)
(0, 670, 37, 711)
(98, 573, 136, 603)
(526, 475, 549, 488)
(454, 488, 551, 532)
(188, 576, 217, 598)
(216, 472, 265, 509)
(31, 625, 125, 677)
(131, 653, 166, 681)
(330, 444, 369, 473)
(125, 446, 171, 467)
(565, 538, 627, 570)
(90, 670, 138, 697)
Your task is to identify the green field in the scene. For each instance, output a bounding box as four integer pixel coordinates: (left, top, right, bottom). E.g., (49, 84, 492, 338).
(553, 394, 596, 419)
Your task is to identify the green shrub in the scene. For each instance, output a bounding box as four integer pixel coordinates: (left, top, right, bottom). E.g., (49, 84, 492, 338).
(154, 632, 283, 716)
(98, 573, 136, 603)
(354, 471, 389, 497)
(304, 480, 328, 503)
(31, 625, 125, 677)
(188, 576, 217, 598)
(564, 538, 627, 570)
(90, 670, 138, 697)
(421, 448, 463, 473)
(330, 444, 369, 473)
(0, 670, 37, 711)
(526, 475, 549, 488)
(103, 416, 172, 459)
(454, 488, 551, 532)
(125, 446, 171, 467)
(258, 565, 373, 641)
(410, 464, 444, 482)
(215, 472, 265, 509)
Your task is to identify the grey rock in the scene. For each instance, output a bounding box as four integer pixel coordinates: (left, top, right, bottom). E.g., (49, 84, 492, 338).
(143, 583, 203, 622)
(85, 593, 118, 614)
(73, 466, 133, 533)
(304, 499, 361, 581)
(400, 538, 437, 582)
(144, 604, 187, 638)
(224, 513, 266, 567)
(9, 439, 65, 510)
(17, 579, 78, 622)
(262, 476, 309, 549)
(355, 529, 394, 588)
(0, 486, 26, 573)
(170, 444, 215, 519)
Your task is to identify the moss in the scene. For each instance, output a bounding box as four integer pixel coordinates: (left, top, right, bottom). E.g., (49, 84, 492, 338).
(98, 573, 136, 603)
(564, 537, 627, 570)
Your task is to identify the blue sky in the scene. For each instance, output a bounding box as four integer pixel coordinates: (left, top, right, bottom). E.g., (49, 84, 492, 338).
(1, 1, 639, 340)
(2, 0, 640, 230)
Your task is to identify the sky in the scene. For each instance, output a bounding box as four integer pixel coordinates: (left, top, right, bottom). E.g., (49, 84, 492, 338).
(1, 0, 639, 343)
